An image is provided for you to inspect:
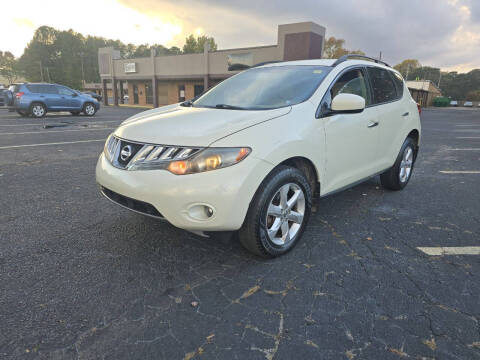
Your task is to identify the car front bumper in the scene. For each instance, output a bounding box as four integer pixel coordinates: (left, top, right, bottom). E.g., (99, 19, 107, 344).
(95, 152, 274, 231)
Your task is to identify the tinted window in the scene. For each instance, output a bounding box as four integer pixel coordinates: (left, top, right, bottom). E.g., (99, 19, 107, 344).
(391, 71, 404, 98)
(367, 67, 397, 104)
(57, 86, 75, 96)
(26, 84, 43, 93)
(331, 68, 371, 105)
(194, 65, 332, 110)
(43, 85, 58, 94)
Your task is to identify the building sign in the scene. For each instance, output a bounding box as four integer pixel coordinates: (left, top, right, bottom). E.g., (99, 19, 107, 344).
(227, 53, 253, 71)
(124, 63, 137, 73)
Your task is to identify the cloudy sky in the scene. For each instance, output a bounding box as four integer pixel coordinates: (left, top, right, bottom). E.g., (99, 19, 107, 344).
(3, 0, 480, 72)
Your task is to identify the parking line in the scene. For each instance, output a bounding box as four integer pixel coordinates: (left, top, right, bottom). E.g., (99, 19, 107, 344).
(446, 148, 480, 151)
(456, 137, 480, 139)
(0, 120, 122, 127)
(455, 125, 480, 127)
(417, 247, 480, 256)
(439, 171, 480, 174)
(0, 139, 106, 150)
(0, 127, 114, 136)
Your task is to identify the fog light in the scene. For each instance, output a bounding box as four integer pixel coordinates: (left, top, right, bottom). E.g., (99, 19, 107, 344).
(205, 206, 214, 218)
(187, 204, 216, 221)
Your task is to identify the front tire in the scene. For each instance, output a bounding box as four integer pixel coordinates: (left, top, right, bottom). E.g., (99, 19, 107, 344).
(380, 137, 417, 190)
(30, 103, 46, 118)
(239, 166, 312, 258)
(83, 103, 96, 116)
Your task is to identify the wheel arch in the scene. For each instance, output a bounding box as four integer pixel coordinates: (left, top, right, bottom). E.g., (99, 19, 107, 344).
(406, 129, 420, 161)
(279, 156, 320, 197)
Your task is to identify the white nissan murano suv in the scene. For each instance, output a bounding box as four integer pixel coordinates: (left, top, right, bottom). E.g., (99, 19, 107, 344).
(96, 55, 421, 257)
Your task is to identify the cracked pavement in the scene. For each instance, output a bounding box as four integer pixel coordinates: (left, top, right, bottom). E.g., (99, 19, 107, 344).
(0, 107, 479, 359)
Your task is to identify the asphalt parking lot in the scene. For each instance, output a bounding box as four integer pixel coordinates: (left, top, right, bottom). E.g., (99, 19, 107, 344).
(0, 106, 479, 359)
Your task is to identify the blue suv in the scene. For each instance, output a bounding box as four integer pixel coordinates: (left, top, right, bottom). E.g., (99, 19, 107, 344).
(10, 83, 100, 118)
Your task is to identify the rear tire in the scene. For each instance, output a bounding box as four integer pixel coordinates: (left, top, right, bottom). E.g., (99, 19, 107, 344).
(83, 102, 96, 116)
(30, 103, 46, 118)
(380, 137, 417, 190)
(239, 166, 312, 258)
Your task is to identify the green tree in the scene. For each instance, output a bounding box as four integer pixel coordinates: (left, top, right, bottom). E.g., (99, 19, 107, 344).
(182, 34, 217, 54)
(0, 51, 22, 84)
(393, 59, 421, 80)
(18, 26, 59, 83)
(323, 37, 365, 59)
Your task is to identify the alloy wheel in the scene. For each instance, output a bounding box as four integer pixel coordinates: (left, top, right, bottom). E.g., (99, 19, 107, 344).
(85, 104, 95, 115)
(399, 146, 413, 183)
(265, 183, 306, 246)
(32, 105, 45, 117)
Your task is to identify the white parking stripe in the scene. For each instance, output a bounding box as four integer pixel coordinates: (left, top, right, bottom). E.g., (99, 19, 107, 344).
(0, 120, 122, 127)
(455, 125, 480, 127)
(0, 127, 114, 136)
(456, 137, 480, 139)
(439, 171, 480, 174)
(417, 247, 480, 256)
(446, 148, 480, 151)
(0, 139, 106, 150)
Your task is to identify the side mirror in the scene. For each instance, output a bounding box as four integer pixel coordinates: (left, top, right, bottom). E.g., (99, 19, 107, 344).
(72, 92, 78, 97)
(331, 93, 365, 113)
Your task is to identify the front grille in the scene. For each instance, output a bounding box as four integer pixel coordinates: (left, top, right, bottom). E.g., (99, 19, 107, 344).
(104, 135, 202, 170)
(100, 186, 163, 219)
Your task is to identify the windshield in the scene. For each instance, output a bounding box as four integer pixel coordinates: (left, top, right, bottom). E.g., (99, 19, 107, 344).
(193, 65, 331, 110)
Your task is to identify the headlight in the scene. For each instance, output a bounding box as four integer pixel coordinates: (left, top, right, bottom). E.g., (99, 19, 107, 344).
(103, 135, 251, 174)
(166, 147, 251, 175)
(104, 133, 118, 162)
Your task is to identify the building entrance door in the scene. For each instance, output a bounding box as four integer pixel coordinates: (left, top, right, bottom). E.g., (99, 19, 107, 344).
(145, 83, 153, 104)
(133, 85, 139, 104)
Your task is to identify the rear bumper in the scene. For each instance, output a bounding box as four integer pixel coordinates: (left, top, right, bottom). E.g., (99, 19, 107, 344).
(95, 152, 273, 231)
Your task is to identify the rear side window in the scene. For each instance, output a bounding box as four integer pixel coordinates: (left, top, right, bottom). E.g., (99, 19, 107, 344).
(367, 67, 398, 104)
(43, 85, 58, 94)
(391, 71, 404, 98)
(26, 84, 43, 93)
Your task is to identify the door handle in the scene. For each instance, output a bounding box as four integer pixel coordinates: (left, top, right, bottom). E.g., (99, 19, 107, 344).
(402, 112, 409, 117)
(367, 121, 379, 128)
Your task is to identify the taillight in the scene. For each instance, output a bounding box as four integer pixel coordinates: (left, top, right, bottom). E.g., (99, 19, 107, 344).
(417, 103, 421, 114)
(15, 92, 24, 98)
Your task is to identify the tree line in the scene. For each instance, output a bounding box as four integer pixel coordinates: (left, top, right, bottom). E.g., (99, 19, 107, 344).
(1, 27, 479, 100)
(393, 59, 480, 101)
(0, 26, 217, 89)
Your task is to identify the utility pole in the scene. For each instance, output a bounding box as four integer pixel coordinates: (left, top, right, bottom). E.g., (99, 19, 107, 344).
(79, 52, 85, 88)
(438, 71, 442, 88)
(405, 64, 410, 81)
(39, 60, 44, 82)
(379, 51, 382, 61)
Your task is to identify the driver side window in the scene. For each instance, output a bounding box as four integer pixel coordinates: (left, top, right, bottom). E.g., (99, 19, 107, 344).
(318, 68, 371, 117)
(58, 86, 75, 96)
(330, 69, 370, 105)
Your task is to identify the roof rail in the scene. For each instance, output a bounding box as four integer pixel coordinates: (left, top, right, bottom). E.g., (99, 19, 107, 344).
(332, 54, 390, 68)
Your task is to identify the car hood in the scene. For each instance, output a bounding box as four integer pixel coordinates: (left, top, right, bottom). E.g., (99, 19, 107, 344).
(114, 104, 291, 146)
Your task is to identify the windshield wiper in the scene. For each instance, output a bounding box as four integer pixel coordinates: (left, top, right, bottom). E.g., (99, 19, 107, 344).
(214, 104, 246, 110)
